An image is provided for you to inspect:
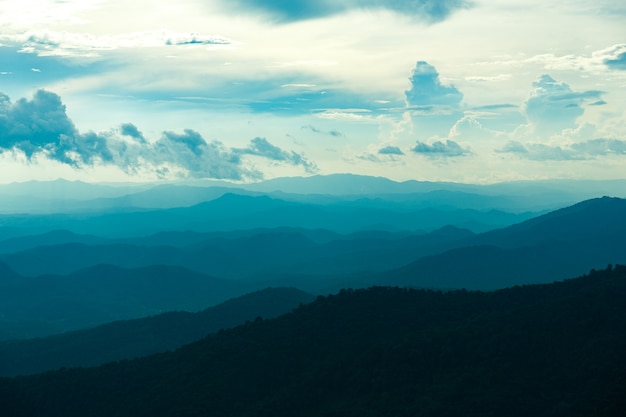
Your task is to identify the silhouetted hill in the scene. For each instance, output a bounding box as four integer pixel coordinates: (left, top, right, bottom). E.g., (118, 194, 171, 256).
(0, 287, 314, 376)
(477, 196, 626, 248)
(0, 264, 257, 340)
(1, 266, 624, 417)
(382, 197, 626, 290)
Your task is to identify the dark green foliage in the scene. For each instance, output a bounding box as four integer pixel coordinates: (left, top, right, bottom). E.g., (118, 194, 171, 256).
(1, 265, 625, 416)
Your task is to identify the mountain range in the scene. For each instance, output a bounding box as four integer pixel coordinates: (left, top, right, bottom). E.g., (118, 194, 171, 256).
(0, 174, 625, 415)
(1, 265, 624, 416)
(0, 287, 314, 377)
(1, 196, 625, 340)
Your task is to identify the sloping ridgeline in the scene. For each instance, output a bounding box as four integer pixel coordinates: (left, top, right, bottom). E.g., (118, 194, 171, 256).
(1, 266, 625, 417)
(0, 287, 315, 377)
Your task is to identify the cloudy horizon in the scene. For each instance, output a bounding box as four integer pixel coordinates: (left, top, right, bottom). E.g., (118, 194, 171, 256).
(0, 0, 625, 183)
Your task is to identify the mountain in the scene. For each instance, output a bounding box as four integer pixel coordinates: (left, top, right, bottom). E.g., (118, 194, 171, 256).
(0, 179, 152, 214)
(382, 196, 626, 290)
(476, 196, 626, 248)
(0, 192, 536, 239)
(0, 230, 108, 253)
(2, 175, 624, 215)
(0, 287, 314, 377)
(242, 174, 626, 206)
(0, 226, 473, 279)
(1, 266, 624, 416)
(0, 264, 258, 340)
(242, 173, 463, 195)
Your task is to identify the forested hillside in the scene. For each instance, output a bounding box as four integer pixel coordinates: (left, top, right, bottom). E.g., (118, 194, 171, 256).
(1, 265, 624, 416)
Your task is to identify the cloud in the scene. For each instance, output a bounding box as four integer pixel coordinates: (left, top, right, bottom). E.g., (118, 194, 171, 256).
(119, 123, 146, 143)
(498, 141, 576, 161)
(405, 61, 463, 107)
(356, 144, 406, 162)
(150, 130, 254, 180)
(602, 44, 626, 70)
(571, 139, 626, 156)
(378, 145, 405, 155)
(498, 138, 626, 161)
(234, 137, 318, 173)
(522, 74, 604, 136)
(0, 89, 78, 161)
(302, 125, 344, 137)
(0, 30, 232, 57)
(220, 0, 470, 23)
(0, 89, 318, 180)
(605, 52, 626, 70)
(412, 139, 470, 157)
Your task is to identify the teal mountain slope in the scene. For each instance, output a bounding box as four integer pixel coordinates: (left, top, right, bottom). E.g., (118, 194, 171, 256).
(381, 197, 626, 290)
(0, 264, 258, 340)
(1, 266, 624, 417)
(0, 287, 314, 377)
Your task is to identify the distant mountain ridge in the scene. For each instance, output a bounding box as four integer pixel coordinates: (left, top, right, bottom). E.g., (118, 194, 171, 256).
(382, 196, 626, 289)
(2, 174, 624, 216)
(0, 192, 537, 238)
(0, 263, 259, 340)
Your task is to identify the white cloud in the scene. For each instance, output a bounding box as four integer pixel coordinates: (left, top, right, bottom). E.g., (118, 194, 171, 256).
(0, 30, 233, 58)
(521, 74, 604, 138)
(405, 61, 463, 107)
(498, 138, 626, 161)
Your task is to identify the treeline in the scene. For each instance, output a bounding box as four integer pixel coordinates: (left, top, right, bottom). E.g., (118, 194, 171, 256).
(1, 265, 625, 416)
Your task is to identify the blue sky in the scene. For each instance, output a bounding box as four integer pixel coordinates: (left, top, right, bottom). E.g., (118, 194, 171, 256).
(0, 0, 625, 183)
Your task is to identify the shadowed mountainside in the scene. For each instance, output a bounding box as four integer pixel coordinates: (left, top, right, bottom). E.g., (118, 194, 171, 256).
(379, 197, 626, 290)
(0, 264, 259, 340)
(1, 265, 624, 417)
(0, 287, 314, 377)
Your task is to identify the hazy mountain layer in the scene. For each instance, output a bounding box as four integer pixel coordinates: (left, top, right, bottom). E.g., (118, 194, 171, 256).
(0, 192, 537, 238)
(0, 264, 258, 340)
(0, 287, 314, 377)
(0, 226, 474, 278)
(380, 197, 626, 290)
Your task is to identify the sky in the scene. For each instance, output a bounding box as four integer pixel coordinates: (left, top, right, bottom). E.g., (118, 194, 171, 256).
(0, 0, 625, 184)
